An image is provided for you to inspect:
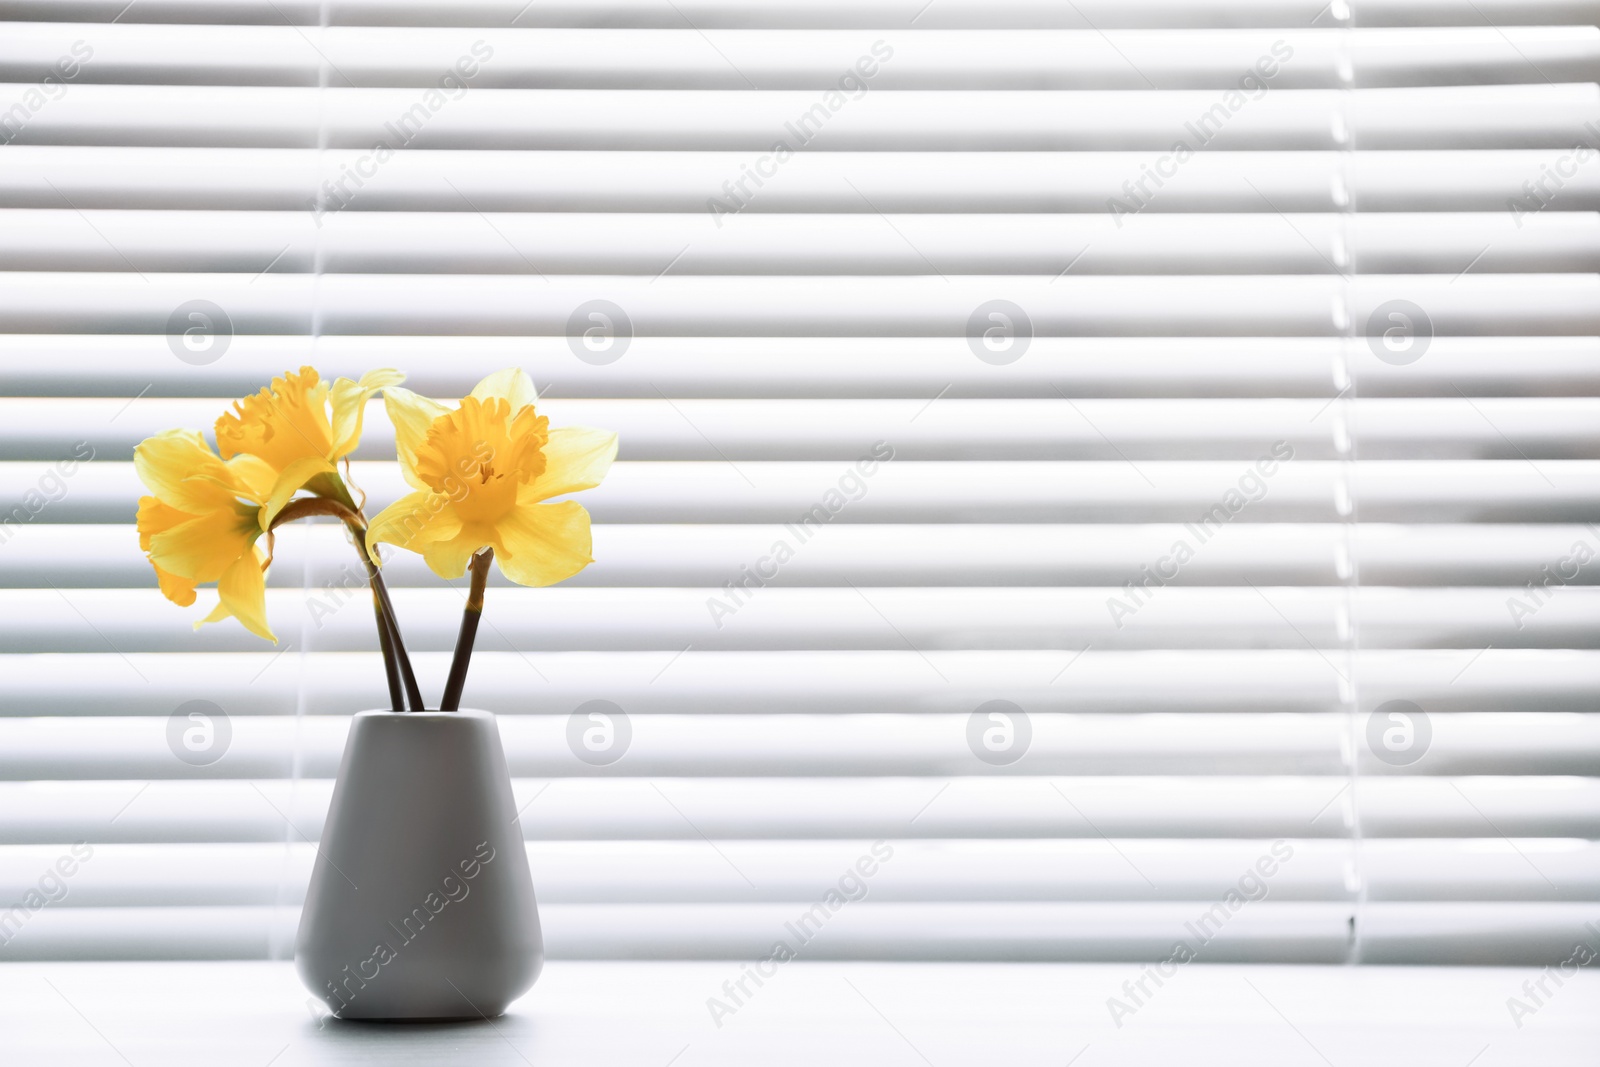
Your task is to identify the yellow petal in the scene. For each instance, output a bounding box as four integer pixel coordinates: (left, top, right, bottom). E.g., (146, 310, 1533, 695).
(196, 548, 275, 643)
(226, 454, 278, 505)
(330, 368, 405, 460)
(365, 490, 461, 560)
(519, 426, 618, 504)
(149, 502, 260, 583)
(136, 496, 201, 606)
(258, 455, 338, 531)
(422, 526, 497, 580)
(154, 564, 198, 608)
(383, 386, 453, 490)
(492, 500, 593, 587)
(469, 367, 538, 412)
(134, 429, 240, 513)
(136, 495, 190, 553)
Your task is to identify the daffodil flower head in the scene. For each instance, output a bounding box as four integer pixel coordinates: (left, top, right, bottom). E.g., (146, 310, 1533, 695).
(214, 365, 403, 528)
(136, 366, 404, 643)
(134, 428, 278, 642)
(367, 368, 617, 587)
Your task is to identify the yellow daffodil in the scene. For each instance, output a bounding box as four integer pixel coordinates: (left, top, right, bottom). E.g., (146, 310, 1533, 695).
(135, 428, 279, 642)
(136, 365, 404, 645)
(366, 368, 617, 586)
(214, 365, 403, 528)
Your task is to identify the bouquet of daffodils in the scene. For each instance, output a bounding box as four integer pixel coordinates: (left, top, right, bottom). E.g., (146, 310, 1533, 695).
(135, 366, 617, 711)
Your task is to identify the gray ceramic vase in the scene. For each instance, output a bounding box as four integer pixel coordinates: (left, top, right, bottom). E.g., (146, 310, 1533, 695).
(296, 709, 543, 1020)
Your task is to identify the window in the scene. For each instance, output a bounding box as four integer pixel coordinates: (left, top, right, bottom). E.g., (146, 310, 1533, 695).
(0, 0, 1596, 967)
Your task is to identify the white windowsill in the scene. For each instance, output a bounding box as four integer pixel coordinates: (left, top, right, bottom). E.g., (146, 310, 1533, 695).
(1, 960, 1595, 1066)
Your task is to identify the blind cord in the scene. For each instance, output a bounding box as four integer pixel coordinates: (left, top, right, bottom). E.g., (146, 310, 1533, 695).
(270, 0, 335, 962)
(1330, 2, 1367, 967)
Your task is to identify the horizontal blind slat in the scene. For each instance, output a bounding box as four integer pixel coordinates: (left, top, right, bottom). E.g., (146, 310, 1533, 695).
(6, 523, 1597, 587)
(3, 0, 1595, 28)
(5, 839, 1592, 905)
(2, 335, 1595, 398)
(1, 585, 1596, 651)
(5, 649, 1596, 715)
(2, 713, 1595, 779)
(5, 397, 1597, 461)
(3, 148, 1596, 212)
(0, 777, 1589, 841)
(8, 842, 1353, 905)
(5, 85, 1594, 149)
(0, 273, 1593, 336)
(5, 26, 1596, 88)
(3, 902, 1595, 964)
(0, 211, 1594, 276)
(6, 460, 1596, 523)
(3, 901, 1592, 963)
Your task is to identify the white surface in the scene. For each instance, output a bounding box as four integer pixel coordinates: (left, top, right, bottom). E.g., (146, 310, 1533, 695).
(0, 960, 1596, 1066)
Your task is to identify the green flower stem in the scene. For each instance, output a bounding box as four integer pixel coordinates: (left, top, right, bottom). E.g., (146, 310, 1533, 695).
(371, 592, 404, 712)
(439, 547, 493, 713)
(366, 562, 425, 712)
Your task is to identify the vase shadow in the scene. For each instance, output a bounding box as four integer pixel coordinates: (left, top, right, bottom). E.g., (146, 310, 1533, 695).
(299, 1012, 541, 1065)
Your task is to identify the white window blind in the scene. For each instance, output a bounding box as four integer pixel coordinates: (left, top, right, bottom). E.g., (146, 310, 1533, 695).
(0, 0, 1596, 967)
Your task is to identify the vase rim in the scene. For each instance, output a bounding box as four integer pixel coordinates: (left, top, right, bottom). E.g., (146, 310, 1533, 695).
(352, 707, 494, 718)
